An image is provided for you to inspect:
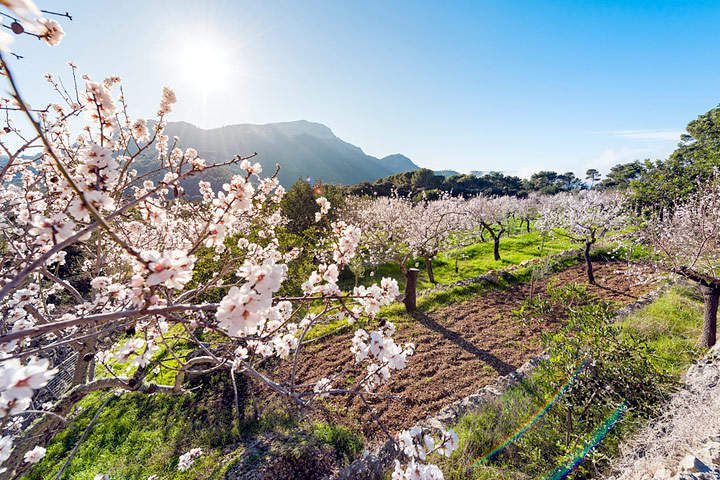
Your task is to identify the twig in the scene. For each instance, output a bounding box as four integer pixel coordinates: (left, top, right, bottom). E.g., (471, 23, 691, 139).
(40, 10, 73, 21)
(230, 368, 242, 432)
(10, 409, 73, 428)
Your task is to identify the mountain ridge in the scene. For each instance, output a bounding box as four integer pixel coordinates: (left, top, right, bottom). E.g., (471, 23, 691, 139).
(154, 120, 419, 189)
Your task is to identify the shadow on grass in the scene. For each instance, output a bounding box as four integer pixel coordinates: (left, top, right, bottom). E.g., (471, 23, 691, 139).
(413, 312, 517, 375)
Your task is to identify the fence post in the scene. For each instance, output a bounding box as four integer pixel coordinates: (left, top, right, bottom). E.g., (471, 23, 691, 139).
(404, 268, 419, 314)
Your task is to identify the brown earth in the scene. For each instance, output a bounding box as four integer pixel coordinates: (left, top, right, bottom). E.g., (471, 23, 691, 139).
(290, 260, 655, 441)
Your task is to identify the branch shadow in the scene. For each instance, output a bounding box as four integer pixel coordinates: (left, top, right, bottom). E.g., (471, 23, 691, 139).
(413, 312, 517, 376)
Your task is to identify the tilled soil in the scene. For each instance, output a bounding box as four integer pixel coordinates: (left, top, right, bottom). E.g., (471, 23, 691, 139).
(292, 260, 655, 440)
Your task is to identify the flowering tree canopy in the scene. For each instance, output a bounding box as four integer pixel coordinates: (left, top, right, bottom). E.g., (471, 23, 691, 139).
(342, 194, 464, 288)
(464, 195, 519, 261)
(537, 190, 626, 284)
(515, 192, 544, 233)
(648, 181, 720, 346)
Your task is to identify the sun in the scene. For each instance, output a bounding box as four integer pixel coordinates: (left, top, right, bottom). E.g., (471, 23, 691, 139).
(177, 38, 231, 94)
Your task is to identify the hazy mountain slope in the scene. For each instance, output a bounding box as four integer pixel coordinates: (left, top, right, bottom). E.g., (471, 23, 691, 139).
(381, 154, 418, 174)
(435, 169, 460, 177)
(156, 120, 419, 188)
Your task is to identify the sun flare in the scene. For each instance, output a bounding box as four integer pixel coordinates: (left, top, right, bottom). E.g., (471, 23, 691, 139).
(178, 38, 231, 94)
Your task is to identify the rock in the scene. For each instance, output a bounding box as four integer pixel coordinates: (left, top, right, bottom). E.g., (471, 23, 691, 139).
(678, 455, 710, 473)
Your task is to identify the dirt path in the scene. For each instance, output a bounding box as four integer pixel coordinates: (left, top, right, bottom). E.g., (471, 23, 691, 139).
(293, 260, 655, 438)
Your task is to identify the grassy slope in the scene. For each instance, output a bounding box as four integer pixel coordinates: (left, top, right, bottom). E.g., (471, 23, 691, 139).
(436, 283, 705, 480)
(309, 230, 576, 342)
(619, 282, 705, 376)
(306, 249, 583, 343)
(23, 373, 363, 480)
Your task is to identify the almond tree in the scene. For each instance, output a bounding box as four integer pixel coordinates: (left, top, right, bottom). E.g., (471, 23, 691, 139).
(404, 194, 466, 284)
(0, 4, 458, 476)
(342, 194, 464, 310)
(465, 195, 519, 261)
(648, 182, 720, 346)
(537, 190, 626, 284)
(341, 195, 414, 277)
(515, 192, 543, 233)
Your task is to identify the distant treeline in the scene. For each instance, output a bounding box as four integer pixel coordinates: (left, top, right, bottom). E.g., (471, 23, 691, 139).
(340, 162, 646, 199)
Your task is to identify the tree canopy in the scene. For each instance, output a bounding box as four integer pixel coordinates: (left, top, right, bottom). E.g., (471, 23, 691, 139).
(629, 105, 720, 213)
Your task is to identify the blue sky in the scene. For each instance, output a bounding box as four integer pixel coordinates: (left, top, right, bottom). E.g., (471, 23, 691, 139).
(9, 0, 720, 178)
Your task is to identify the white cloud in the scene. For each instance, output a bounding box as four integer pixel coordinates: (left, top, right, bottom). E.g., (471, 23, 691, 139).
(594, 129, 683, 142)
(582, 145, 673, 177)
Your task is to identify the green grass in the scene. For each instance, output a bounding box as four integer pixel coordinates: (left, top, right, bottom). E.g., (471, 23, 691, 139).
(619, 282, 705, 376)
(344, 230, 576, 292)
(89, 323, 196, 387)
(22, 372, 364, 480)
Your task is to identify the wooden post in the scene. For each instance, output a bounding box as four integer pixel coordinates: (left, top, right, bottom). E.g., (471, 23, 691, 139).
(404, 268, 419, 314)
(700, 284, 719, 347)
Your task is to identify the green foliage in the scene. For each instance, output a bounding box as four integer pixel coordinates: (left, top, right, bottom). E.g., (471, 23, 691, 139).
(629, 105, 720, 214)
(526, 171, 584, 195)
(24, 373, 243, 480)
(276, 227, 323, 296)
(585, 169, 601, 186)
(619, 283, 704, 375)
(310, 422, 364, 463)
(597, 160, 648, 190)
(280, 178, 344, 234)
(187, 222, 320, 302)
(343, 168, 587, 198)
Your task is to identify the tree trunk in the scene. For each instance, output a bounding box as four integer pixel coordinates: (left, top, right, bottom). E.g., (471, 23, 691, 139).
(584, 241, 595, 285)
(425, 256, 436, 284)
(493, 236, 500, 261)
(700, 285, 720, 347)
(88, 358, 96, 382)
(72, 343, 94, 387)
(525, 218, 531, 233)
(403, 268, 419, 314)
